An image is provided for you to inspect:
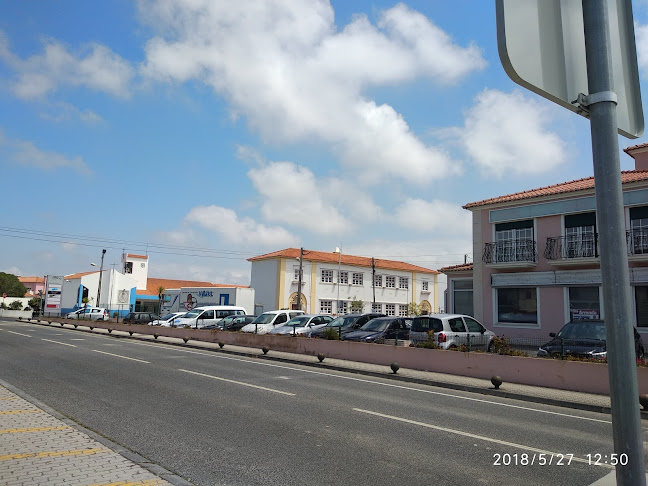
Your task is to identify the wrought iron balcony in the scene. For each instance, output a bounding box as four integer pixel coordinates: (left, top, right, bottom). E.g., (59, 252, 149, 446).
(482, 239, 537, 265)
(627, 228, 648, 256)
(545, 235, 598, 260)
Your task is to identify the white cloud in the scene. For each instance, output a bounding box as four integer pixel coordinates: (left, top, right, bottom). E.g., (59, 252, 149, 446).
(247, 162, 352, 234)
(138, 0, 484, 184)
(0, 32, 133, 100)
(0, 130, 92, 174)
(150, 261, 250, 286)
(40, 102, 103, 124)
(443, 89, 567, 177)
(1, 266, 22, 276)
(61, 243, 78, 252)
(393, 199, 471, 235)
(184, 205, 297, 247)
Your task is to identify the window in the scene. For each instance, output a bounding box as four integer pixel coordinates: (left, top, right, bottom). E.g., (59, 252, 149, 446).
(422, 281, 429, 291)
(565, 213, 596, 258)
(385, 276, 396, 288)
(352, 273, 363, 286)
(497, 288, 537, 324)
(338, 301, 348, 314)
(399, 277, 409, 289)
(463, 317, 485, 333)
(493, 220, 535, 263)
(374, 274, 382, 287)
(338, 271, 348, 284)
(372, 303, 382, 313)
(294, 267, 302, 281)
(452, 279, 473, 316)
(200, 310, 214, 319)
(398, 304, 408, 317)
(321, 269, 333, 283)
(636, 286, 648, 328)
(449, 318, 466, 332)
(630, 207, 648, 254)
(385, 304, 395, 316)
(320, 300, 332, 314)
(569, 287, 600, 320)
(124, 262, 133, 274)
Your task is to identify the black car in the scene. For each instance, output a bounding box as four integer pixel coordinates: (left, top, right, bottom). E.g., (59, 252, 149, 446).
(203, 315, 257, 331)
(344, 316, 411, 343)
(309, 312, 386, 338)
(537, 320, 645, 359)
(123, 312, 159, 324)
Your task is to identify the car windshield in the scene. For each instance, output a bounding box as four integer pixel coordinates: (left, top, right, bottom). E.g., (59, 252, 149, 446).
(411, 317, 443, 333)
(183, 309, 202, 319)
(284, 316, 310, 326)
(326, 315, 358, 328)
(556, 322, 606, 340)
(252, 313, 277, 324)
(359, 319, 390, 332)
(160, 314, 177, 321)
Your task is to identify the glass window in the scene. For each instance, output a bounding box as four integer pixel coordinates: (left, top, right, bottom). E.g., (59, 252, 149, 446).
(372, 303, 382, 313)
(201, 310, 214, 319)
(569, 287, 600, 320)
(385, 276, 396, 288)
(352, 273, 363, 286)
(636, 286, 648, 328)
(398, 304, 408, 316)
(564, 213, 596, 258)
(452, 279, 473, 317)
(463, 317, 484, 333)
(374, 274, 382, 287)
(338, 301, 348, 314)
(422, 281, 429, 291)
(494, 220, 534, 263)
(399, 277, 409, 289)
(630, 207, 648, 254)
(449, 318, 466, 332)
(321, 269, 333, 283)
(294, 267, 302, 281)
(339, 271, 348, 284)
(385, 304, 395, 316)
(320, 300, 332, 314)
(497, 288, 537, 323)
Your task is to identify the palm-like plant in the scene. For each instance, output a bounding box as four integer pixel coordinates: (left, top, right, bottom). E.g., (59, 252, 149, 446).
(157, 286, 165, 316)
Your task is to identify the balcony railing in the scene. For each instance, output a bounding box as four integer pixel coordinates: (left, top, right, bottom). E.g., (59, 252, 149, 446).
(627, 228, 648, 256)
(545, 235, 598, 260)
(482, 239, 537, 264)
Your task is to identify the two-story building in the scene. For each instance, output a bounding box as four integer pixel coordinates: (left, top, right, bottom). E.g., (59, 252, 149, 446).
(249, 248, 439, 315)
(460, 144, 648, 340)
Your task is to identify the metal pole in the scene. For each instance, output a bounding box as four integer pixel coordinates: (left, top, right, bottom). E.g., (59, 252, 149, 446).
(372, 257, 376, 308)
(96, 249, 106, 308)
(337, 248, 341, 315)
(582, 2, 645, 484)
(296, 248, 303, 311)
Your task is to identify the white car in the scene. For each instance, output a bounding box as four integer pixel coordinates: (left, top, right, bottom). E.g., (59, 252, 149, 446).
(268, 314, 334, 336)
(172, 305, 247, 329)
(240, 310, 305, 334)
(149, 312, 186, 326)
(65, 307, 109, 321)
(408, 314, 496, 351)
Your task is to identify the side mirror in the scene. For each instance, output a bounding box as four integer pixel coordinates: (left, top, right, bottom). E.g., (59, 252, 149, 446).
(549, 332, 556, 337)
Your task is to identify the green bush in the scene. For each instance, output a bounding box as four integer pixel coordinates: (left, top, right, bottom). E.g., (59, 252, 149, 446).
(416, 331, 441, 349)
(322, 327, 340, 340)
(8, 300, 23, 310)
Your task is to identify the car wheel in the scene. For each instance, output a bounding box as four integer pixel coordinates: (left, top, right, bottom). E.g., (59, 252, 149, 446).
(487, 341, 494, 353)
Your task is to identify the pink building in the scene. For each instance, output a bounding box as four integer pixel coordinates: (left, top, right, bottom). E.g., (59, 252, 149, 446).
(18, 276, 45, 297)
(452, 144, 648, 340)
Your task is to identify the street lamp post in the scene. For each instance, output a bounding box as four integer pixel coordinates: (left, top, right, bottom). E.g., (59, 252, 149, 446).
(334, 247, 341, 316)
(92, 249, 107, 308)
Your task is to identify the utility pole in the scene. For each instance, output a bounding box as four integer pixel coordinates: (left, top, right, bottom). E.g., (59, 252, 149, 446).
(372, 257, 376, 307)
(96, 249, 106, 308)
(296, 247, 303, 311)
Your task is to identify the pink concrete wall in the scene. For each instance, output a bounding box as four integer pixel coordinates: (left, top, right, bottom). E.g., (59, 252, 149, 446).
(66, 321, 648, 396)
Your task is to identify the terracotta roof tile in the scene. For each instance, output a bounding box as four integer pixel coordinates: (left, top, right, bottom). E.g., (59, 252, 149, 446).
(126, 254, 148, 259)
(18, 276, 45, 284)
(463, 170, 648, 209)
(624, 143, 648, 153)
(439, 263, 473, 273)
(248, 248, 439, 274)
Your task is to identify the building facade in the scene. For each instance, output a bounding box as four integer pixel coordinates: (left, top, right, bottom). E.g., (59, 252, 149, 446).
(249, 248, 439, 316)
(461, 144, 648, 339)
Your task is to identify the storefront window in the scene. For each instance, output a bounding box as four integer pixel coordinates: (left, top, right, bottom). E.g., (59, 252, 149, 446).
(569, 287, 600, 321)
(452, 279, 473, 316)
(497, 288, 537, 323)
(635, 286, 648, 328)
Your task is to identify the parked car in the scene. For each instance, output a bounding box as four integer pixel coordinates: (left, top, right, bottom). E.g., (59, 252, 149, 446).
(240, 310, 305, 334)
(537, 320, 645, 359)
(268, 314, 334, 336)
(408, 314, 495, 351)
(65, 307, 108, 321)
(171, 306, 247, 329)
(148, 312, 186, 326)
(219, 315, 257, 331)
(344, 316, 411, 343)
(309, 313, 386, 338)
(123, 312, 159, 324)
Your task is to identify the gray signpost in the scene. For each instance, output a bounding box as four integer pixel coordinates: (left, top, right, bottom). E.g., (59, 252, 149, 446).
(496, 1, 645, 484)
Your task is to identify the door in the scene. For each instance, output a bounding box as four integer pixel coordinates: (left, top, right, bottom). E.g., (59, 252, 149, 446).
(463, 316, 487, 350)
(219, 294, 229, 305)
(199, 310, 215, 328)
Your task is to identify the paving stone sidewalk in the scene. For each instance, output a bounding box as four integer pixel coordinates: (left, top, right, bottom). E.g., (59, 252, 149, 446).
(0, 385, 181, 486)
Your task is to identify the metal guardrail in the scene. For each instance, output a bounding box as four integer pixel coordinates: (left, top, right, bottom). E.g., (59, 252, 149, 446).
(482, 239, 537, 264)
(544, 235, 598, 260)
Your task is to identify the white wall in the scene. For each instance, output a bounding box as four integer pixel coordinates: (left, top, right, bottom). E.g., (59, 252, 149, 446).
(250, 259, 279, 312)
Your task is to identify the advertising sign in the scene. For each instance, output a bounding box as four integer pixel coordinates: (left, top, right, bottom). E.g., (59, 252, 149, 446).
(44, 275, 64, 314)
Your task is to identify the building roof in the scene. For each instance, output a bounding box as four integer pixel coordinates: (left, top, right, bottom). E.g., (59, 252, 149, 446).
(248, 248, 439, 275)
(126, 254, 148, 259)
(64, 271, 99, 280)
(439, 263, 473, 273)
(463, 170, 648, 209)
(18, 276, 45, 284)
(135, 277, 249, 296)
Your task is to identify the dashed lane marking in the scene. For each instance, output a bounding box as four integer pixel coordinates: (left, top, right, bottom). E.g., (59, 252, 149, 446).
(92, 350, 150, 363)
(41, 338, 76, 347)
(179, 368, 296, 396)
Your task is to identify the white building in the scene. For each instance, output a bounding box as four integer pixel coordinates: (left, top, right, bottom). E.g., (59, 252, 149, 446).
(61, 269, 137, 317)
(248, 248, 439, 315)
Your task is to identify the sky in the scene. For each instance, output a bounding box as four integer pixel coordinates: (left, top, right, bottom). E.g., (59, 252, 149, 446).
(2, 0, 648, 299)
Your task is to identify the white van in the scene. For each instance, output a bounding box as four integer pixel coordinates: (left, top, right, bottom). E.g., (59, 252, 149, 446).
(240, 310, 305, 334)
(172, 306, 246, 329)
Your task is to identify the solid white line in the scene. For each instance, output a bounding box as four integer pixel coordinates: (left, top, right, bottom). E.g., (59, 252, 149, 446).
(6, 330, 32, 338)
(92, 350, 150, 363)
(178, 369, 295, 396)
(41, 339, 76, 347)
(353, 408, 612, 469)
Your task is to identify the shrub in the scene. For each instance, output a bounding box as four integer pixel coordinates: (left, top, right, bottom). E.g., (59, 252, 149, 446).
(8, 300, 23, 310)
(0, 302, 6, 309)
(416, 331, 441, 349)
(322, 327, 340, 340)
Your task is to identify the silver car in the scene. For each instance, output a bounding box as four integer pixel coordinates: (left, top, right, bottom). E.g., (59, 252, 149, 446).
(268, 314, 334, 336)
(409, 314, 495, 351)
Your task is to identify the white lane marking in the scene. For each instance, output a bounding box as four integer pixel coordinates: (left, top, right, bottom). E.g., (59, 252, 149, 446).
(178, 369, 295, 396)
(41, 339, 76, 347)
(70, 339, 85, 341)
(353, 408, 612, 469)
(126, 341, 610, 424)
(6, 331, 32, 338)
(92, 350, 150, 363)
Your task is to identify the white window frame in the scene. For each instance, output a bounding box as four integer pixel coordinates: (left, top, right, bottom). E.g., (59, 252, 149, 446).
(374, 274, 383, 287)
(372, 303, 383, 313)
(385, 304, 396, 316)
(385, 276, 396, 288)
(399, 277, 409, 289)
(352, 272, 363, 286)
(321, 269, 333, 283)
(398, 304, 408, 316)
(422, 281, 429, 291)
(338, 271, 348, 284)
(320, 300, 332, 314)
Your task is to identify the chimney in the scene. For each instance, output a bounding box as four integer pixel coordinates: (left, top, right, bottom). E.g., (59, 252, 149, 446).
(624, 144, 648, 171)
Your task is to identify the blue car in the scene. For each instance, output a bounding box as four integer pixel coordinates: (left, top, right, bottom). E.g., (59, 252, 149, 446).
(344, 316, 411, 343)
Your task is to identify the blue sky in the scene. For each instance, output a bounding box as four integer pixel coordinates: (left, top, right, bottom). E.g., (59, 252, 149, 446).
(2, 1, 648, 293)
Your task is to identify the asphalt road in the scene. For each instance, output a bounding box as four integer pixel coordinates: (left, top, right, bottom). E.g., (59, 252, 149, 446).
(0, 319, 640, 486)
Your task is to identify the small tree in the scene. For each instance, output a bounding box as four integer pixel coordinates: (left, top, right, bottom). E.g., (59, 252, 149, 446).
(407, 302, 422, 316)
(28, 297, 41, 310)
(157, 286, 165, 316)
(0, 273, 27, 297)
(8, 300, 23, 310)
(350, 296, 364, 313)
